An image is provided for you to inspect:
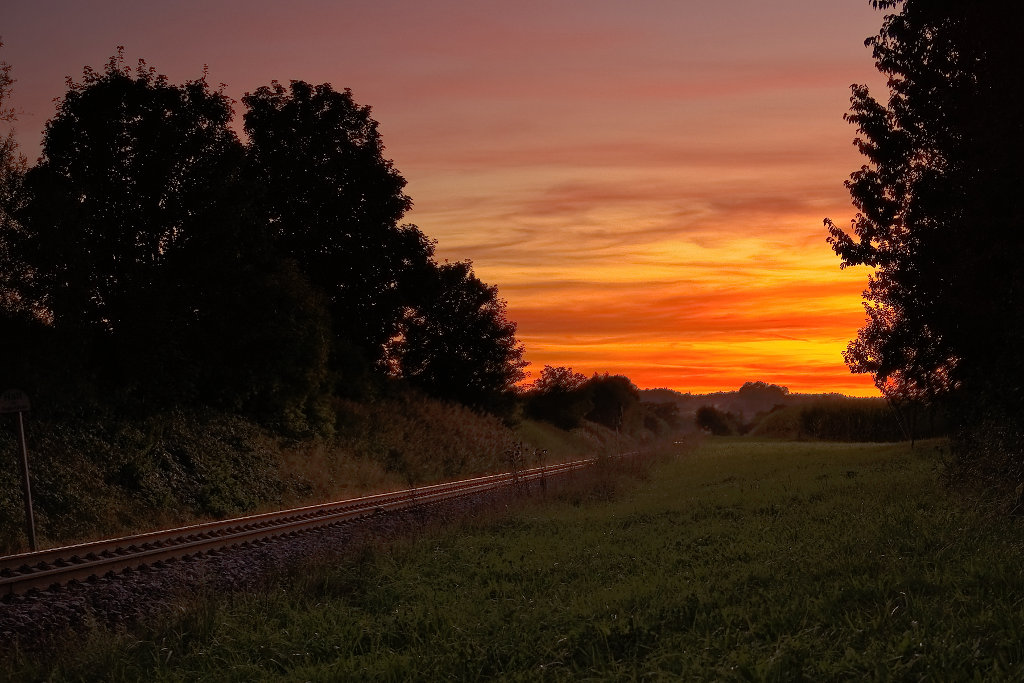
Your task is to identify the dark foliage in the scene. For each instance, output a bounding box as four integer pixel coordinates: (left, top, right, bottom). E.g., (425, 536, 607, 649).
(798, 400, 902, 442)
(0, 53, 528, 429)
(243, 80, 436, 373)
(524, 365, 592, 430)
(186, 260, 334, 432)
(0, 50, 540, 548)
(7, 55, 331, 428)
(695, 405, 743, 436)
(584, 374, 640, 431)
(18, 52, 242, 339)
(390, 260, 527, 415)
(642, 400, 683, 433)
(0, 409, 295, 551)
(737, 381, 788, 401)
(525, 369, 684, 438)
(825, 1, 1024, 486)
(0, 39, 26, 317)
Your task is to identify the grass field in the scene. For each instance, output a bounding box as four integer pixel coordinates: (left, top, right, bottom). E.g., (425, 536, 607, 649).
(8, 437, 1024, 681)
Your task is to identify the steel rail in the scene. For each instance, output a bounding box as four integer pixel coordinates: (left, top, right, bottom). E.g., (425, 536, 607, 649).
(0, 457, 595, 595)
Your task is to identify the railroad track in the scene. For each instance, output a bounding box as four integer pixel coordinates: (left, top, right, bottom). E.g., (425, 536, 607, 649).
(0, 457, 595, 596)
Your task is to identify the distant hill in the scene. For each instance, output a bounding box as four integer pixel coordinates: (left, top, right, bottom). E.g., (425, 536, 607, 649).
(642, 382, 945, 442)
(641, 382, 854, 420)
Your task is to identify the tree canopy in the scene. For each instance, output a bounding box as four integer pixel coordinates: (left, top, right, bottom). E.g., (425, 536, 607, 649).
(826, 1, 1024, 478)
(390, 260, 527, 412)
(523, 365, 592, 430)
(19, 51, 242, 337)
(243, 80, 436, 370)
(0, 54, 528, 425)
(584, 374, 640, 431)
(0, 38, 27, 317)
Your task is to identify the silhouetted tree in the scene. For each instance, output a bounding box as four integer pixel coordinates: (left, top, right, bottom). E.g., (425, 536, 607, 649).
(737, 381, 789, 399)
(190, 258, 334, 432)
(18, 51, 242, 340)
(532, 365, 587, 394)
(5, 55, 531, 429)
(390, 261, 526, 414)
(12, 53, 331, 422)
(0, 39, 48, 396)
(243, 81, 436, 373)
(734, 381, 791, 418)
(524, 365, 592, 429)
(0, 38, 22, 230)
(0, 38, 27, 315)
(696, 406, 737, 436)
(584, 374, 639, 431)
(642, 400, 682, 434)
(825, 2, 1024, 479)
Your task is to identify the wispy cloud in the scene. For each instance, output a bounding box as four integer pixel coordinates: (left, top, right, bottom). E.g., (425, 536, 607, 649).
(5, 0, 884, 395)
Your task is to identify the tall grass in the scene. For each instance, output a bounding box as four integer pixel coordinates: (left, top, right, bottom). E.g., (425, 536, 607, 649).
(9, 437, 1024, 680)
(0, 387, 657, 554)
(0, 392, 522, 554)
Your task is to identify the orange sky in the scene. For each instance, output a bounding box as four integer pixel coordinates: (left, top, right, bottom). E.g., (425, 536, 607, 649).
(4, 1, 889, 396)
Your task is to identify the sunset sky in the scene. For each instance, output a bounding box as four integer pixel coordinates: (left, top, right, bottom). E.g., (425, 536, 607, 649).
(3, 1, 889, 396)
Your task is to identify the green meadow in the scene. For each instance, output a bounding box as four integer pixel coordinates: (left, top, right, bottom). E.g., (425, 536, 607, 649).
(8, 438, 1024, 681)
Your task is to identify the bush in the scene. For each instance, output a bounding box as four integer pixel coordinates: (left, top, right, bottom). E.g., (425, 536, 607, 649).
(696, 406, 743, 436)
(750, 398, 946, 443)
(0, 409, 294, 553)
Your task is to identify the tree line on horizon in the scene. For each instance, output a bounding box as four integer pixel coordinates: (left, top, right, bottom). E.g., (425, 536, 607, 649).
(523, 365, 683, 436)
(0, 48, 527, 430)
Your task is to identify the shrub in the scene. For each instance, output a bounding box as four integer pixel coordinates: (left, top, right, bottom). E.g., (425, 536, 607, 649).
(695, 406, 743, 436)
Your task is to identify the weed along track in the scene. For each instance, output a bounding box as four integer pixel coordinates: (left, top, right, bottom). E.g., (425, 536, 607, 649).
(0, 458, 598, 598)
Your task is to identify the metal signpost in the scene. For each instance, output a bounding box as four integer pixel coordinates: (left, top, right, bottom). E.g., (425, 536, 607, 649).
(1, 389, 36, 551)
